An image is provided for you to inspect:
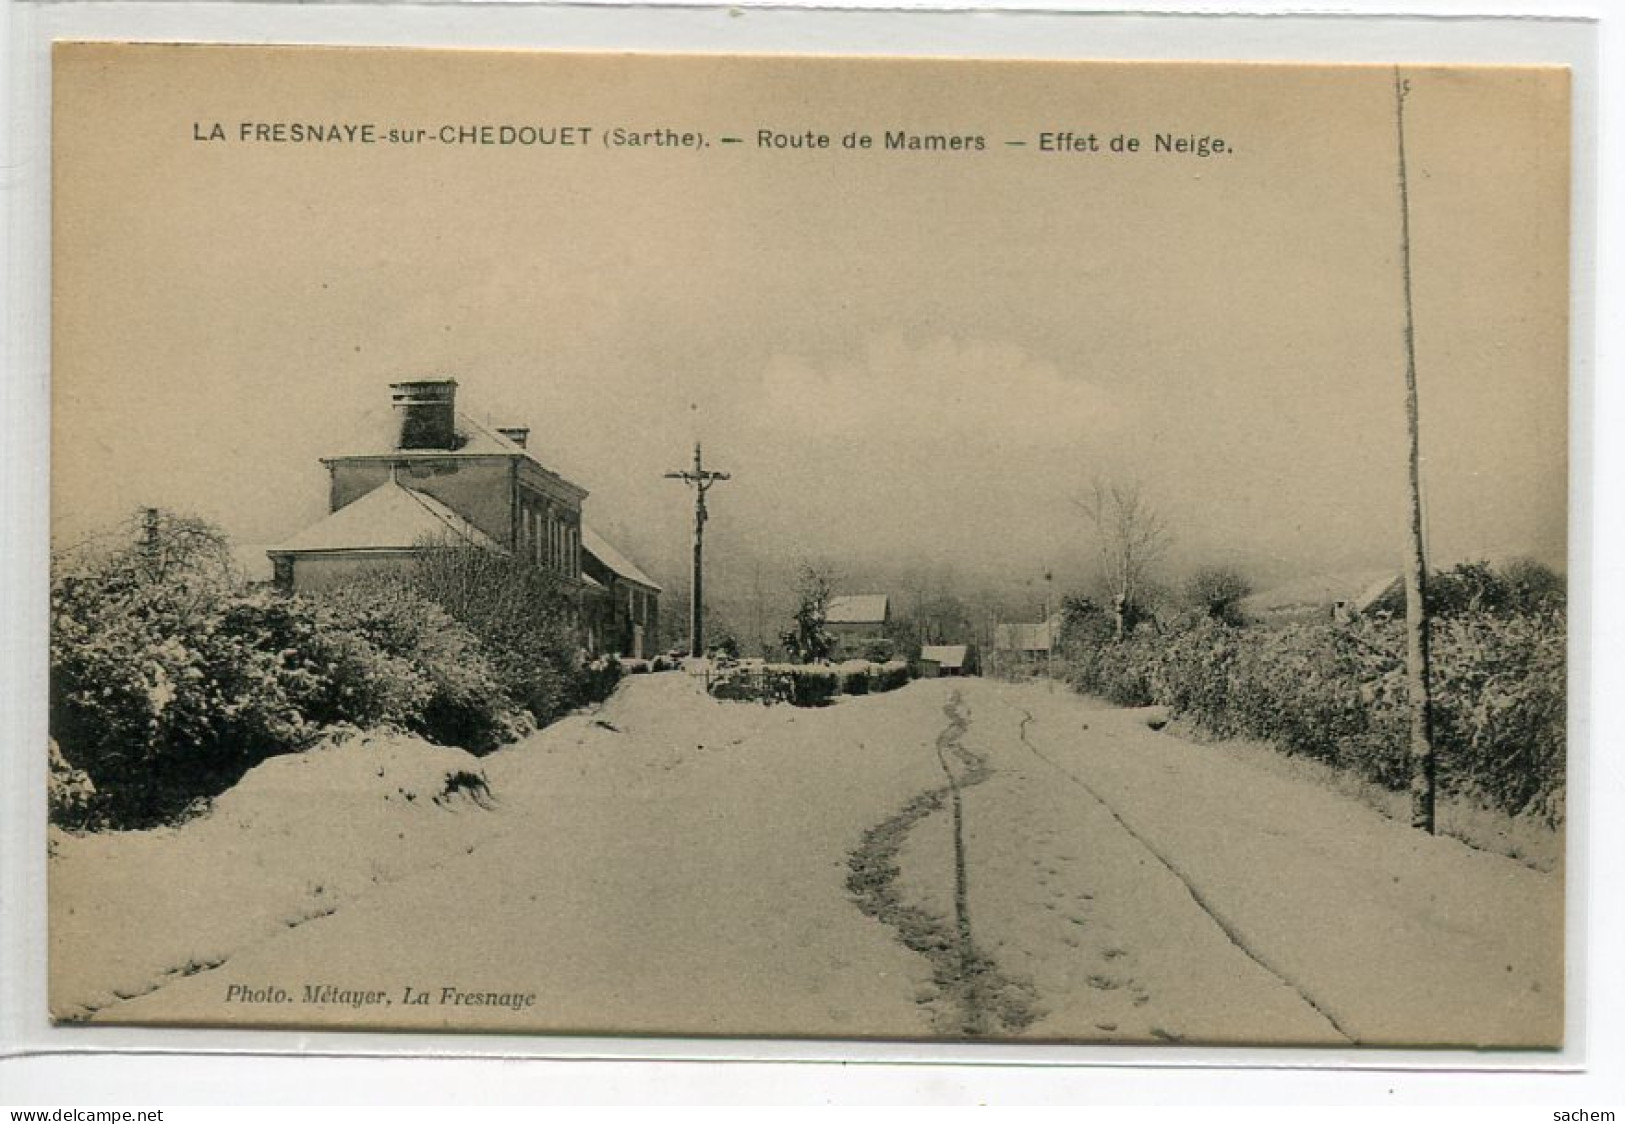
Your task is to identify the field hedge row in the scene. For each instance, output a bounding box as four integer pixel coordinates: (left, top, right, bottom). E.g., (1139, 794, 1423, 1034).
(710, 659, 912, 706)
(1064, 614, 1566, 824)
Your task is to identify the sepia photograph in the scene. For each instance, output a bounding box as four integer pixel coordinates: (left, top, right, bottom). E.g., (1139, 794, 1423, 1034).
(46, 42, 1570, 1048)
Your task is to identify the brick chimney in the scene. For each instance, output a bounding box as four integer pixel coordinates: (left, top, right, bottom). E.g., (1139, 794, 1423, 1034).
(496, 426, 530, 449)
(390, 379, 459, 450)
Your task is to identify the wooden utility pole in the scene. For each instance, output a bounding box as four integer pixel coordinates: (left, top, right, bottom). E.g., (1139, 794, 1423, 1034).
(1393, 67, 1437, 833)
(664, 442, 730, 658)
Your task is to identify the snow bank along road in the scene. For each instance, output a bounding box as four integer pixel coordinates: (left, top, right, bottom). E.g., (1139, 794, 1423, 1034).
(88, 675, 1562, 1046)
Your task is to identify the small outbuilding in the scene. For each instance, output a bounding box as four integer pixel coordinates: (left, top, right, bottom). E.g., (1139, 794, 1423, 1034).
(918, 644, 972, 678)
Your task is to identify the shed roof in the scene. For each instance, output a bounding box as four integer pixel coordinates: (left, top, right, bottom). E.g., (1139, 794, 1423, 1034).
(827, 594, 890, 624)
(920, 644, 969, 669)
(269, 480, 501, 555)
(582, 526, 661, 592)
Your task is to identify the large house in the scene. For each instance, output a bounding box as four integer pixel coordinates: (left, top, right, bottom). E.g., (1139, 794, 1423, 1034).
(268, 378, 661, 658)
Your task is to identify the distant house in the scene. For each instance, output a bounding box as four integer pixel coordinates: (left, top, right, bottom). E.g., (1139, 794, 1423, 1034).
(918, 644, 973, 678)
(991, 615, 1062, 675)
(993, 616, 1059, 659)
(268, 378, 659, 657)
(826, 594, 891, 657)
(1242, 571, 1401, 625)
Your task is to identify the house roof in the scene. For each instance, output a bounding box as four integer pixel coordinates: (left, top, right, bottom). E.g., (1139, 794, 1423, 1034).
(581, 526, 661, 591)
(920, 644, 969, 669)
(269, 479, 501, 554)
(1244, 570, 1400, 614)
(827, 594, 889, 624)
(321, 406, 588, 500)
(324, 403, 526, 458)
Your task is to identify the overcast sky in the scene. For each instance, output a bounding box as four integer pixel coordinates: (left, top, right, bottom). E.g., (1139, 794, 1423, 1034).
(53, 47, 1569, 603)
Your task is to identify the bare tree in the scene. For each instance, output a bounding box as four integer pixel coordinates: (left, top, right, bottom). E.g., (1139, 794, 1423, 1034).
(1075, 478, 1169, 640)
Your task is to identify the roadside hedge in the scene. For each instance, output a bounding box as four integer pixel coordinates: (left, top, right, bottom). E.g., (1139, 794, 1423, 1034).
(710, 659, 913, 707)
(1064, 613, 1565, 824)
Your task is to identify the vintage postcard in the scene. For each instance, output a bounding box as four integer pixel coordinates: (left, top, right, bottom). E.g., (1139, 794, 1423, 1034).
(48, 43, 1570, 1047)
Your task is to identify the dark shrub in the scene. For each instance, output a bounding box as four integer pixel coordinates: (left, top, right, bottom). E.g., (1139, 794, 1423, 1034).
(787, 665, 841, 706)
(577, 655, 625, 707)
(871, 660, 912, 692)
(838, 663, 872, 695)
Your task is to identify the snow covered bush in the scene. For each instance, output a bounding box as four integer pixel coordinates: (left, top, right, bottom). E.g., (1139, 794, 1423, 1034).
(48, 739, 98, 830)
(404, 544, 584, 725)
(51, 518, 320, 826)
(49, 513, 525, 827)
(1425, 612, 1566, 823)
(309, 581, 520, 752)
(1064, 634, 1159, 707)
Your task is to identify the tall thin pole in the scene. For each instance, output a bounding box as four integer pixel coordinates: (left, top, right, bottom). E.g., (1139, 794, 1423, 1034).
(665, 442, 730, 658)
(1394, 67, 1436, 834)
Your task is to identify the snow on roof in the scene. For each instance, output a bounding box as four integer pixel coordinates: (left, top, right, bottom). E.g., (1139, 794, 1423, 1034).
(324, 404, 529, 459)
(321, 407, 585, 495)
(1245, 570, 1399, 613)
(581, 526, 661, 591)
(920, 644, 968, 669)
(827, 594, 889, 624)
(269, 480, 501, 554)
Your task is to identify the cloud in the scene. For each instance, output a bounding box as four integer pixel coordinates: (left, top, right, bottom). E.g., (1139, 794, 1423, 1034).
(745, 335, 1122, 456)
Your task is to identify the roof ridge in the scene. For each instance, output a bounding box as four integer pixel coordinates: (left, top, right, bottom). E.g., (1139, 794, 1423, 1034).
(394, 481, 489, 549)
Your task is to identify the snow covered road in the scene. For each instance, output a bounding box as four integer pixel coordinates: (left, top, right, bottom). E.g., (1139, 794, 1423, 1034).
(83, 674, 1563, 1047)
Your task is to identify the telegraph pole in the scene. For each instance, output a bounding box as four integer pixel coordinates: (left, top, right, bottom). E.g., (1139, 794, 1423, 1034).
(664, 442, 731, 658)
(1393, 67, 1437, 834)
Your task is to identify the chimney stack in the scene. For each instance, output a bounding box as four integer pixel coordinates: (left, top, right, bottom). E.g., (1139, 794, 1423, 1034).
(390, 379, 458, 450)
(496, 426, 530, 450)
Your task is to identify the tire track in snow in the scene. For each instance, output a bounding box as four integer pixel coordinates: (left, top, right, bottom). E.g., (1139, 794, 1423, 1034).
(1000, 698, 1357, 1045)
(846, 690, 1041, 1036)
